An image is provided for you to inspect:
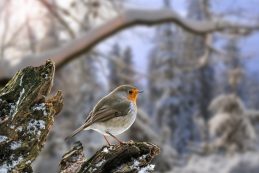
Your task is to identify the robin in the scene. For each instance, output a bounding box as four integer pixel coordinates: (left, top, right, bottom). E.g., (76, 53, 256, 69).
(65, 85, 143, 145)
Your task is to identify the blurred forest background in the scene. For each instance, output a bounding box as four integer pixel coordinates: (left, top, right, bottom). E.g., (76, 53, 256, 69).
(1, 0, 259, 172)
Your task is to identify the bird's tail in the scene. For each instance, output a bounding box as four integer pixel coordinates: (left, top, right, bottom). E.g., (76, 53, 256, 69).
(65, 124, 88, 141)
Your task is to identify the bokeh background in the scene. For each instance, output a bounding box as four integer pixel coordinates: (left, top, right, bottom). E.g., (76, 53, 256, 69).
(1, 0, 259, 172)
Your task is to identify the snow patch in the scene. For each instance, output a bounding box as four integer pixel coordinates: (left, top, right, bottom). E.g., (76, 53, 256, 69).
(96, 160, 106, 167)
(0, 156, 23, 171)
(41, 73, 49, 79)
(10, 141, 22, 150)
(130, 154, 155, 172)
(0, 136, 8, 143)
(27, 119, 46, 136)
(139, 164, 155, 173)
(102, 147, 109, 153)
(25, 160, 31, 164)
(16, 126, 23, 132)
(32, 103, 47, 116)
(8, 103, 15, 116)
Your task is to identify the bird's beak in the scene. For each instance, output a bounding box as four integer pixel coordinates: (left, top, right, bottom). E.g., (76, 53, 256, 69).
(138, 90, 144, 94)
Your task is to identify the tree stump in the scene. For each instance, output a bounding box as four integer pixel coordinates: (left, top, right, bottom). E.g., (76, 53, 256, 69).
(0, 60, 63, 172)
(60, 141, 160, 173)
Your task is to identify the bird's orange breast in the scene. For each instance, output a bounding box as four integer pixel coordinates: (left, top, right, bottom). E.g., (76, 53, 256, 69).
(127, 89, 138, 104)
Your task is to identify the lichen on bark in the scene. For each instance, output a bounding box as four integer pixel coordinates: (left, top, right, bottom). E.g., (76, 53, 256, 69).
(0, 60, 63, 172)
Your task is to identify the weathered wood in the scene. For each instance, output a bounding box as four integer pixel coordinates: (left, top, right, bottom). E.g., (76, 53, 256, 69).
(0, 60, 63, 172)
(60, 141, 160, 173)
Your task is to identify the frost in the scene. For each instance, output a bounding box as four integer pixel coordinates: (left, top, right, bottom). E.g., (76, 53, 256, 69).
(132, 160, 140, 167)
(32, 103, 47, 116)
(129, 154, 155, 172)
(41, 73, 49, 79)
(139, 164, 155, 173)
(27, 119, 46, 136)
(130, 159, 155, 173)
(10, 141, 22, 150)
(102, 147, 109, 153)
(139, 154, 148, 160)
(16, 126, 23, 132)
(8, 103, 15, 116)
(108, 145, 114, 150)
(25, 160, 31, 164)
(96, 160, 106, 167)
(0, 156, 23, 171)
(0, 136, 8, 143)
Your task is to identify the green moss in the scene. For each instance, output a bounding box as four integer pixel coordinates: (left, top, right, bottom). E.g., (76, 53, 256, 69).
(0, 60, 63, 172)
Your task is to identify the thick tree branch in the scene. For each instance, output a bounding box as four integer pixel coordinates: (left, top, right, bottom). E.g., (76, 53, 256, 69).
(60, 141, 160, 173)
(1, 9, 259, 82)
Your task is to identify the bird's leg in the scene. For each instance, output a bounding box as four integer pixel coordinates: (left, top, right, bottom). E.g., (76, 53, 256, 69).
(103, 135, 111, 146)
(106, 131, 125, 145)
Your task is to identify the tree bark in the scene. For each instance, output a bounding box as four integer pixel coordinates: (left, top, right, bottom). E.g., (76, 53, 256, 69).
(60, 141, 160, 173)
(0, 60, 63, 172)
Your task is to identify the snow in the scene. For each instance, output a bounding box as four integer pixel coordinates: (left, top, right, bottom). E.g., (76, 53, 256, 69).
(132, 160, 140, 167)
(102, 147, 109, 153)
(25, 160, 31, 164)
(0, 136, 8, 143)
(139, 164, 155, 173)
(10, 141, 21, 150)
(41, 72, 49, 79)
(96, 159, 106, 167)
(0, 156, 23, 172)
(27, 119, 46, 136)
(16, 126, 23, 132)
(170, 152, 259, 173)
(8, 103, 15, 116)
(130, 154, 155, 172)
(32, 103, 47, 116)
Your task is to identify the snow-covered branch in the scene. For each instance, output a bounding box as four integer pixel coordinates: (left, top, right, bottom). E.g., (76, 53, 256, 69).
(60, 141, 160, 173)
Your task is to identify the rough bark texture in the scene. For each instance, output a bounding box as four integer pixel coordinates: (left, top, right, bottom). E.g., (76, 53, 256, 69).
(60, 141, 160, 173)
(0, 60, 63, 172)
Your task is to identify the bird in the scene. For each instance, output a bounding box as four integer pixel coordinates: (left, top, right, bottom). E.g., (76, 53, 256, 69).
(65, 85, 143, 145)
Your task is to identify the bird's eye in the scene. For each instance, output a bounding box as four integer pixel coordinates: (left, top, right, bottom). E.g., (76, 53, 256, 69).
(128, 90, 133, 94)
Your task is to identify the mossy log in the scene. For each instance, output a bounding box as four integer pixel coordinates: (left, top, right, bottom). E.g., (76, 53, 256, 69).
(60, 141, 160, 173)
(0, 60, 63, 172)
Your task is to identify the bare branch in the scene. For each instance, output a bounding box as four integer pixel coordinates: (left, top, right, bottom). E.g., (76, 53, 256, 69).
(1, 9, 259, 81)
(39, 0, 75, 38)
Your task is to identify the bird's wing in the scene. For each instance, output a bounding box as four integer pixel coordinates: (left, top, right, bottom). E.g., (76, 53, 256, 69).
(65, 100, 131, 140)
(86, 101, 132, 124)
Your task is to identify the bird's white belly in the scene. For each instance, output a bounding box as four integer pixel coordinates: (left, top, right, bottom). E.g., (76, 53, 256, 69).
(89, 108, 137, 136)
